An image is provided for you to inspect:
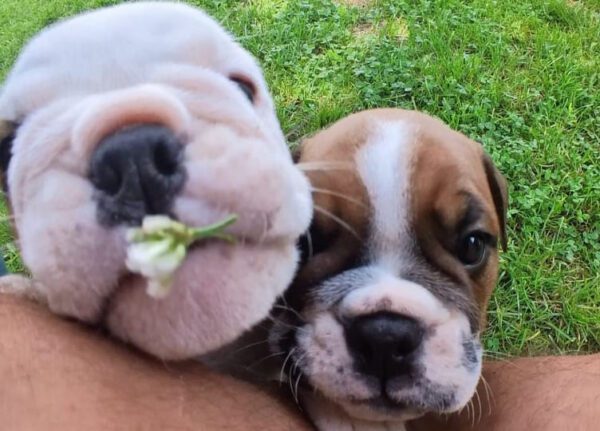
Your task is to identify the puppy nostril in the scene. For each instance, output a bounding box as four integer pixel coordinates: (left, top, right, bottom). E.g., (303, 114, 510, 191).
(153, 139, 179, 176)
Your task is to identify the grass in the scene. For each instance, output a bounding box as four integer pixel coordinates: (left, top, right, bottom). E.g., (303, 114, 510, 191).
(1, 0, 598, 356)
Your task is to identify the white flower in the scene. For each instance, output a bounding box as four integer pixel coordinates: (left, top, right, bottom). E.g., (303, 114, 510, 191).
(125, 237, 186, 299)
(142, 215, 181, 233)
(125, 214, 238, 299)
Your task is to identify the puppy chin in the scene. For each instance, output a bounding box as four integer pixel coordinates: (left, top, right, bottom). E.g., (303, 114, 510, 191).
(338, 401, 422, 423)
(106, 241, 299, 360)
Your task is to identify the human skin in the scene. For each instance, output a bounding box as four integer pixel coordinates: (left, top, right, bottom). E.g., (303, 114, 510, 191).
(410, 354, 600, 431)
(2, 293, 599, 431)
(0, 294, 312, 431)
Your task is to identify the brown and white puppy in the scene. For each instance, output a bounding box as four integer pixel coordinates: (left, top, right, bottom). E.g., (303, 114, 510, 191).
(267, 109, 508, 430)
(0, 2, 312, 360)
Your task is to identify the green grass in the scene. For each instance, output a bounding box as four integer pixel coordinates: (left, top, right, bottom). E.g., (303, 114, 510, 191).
(1, 0, 598, 355)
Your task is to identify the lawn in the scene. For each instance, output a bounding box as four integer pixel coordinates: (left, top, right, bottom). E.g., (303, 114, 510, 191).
(0, 0, 598, 356)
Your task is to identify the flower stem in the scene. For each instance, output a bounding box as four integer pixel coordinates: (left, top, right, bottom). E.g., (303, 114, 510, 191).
(188, 214, 239, 245)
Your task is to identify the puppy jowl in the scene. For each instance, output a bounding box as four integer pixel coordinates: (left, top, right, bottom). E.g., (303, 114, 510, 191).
(263, 109, 508, 430)
(0, 2, 312, 360)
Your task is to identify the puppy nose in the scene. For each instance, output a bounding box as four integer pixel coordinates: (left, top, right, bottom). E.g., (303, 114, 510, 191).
(89, 124, 186, 226)
(345, 312, 423, 379)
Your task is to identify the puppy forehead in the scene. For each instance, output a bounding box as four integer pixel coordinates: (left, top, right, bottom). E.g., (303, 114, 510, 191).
(354, 111, 494, 232)
(0, 2, 257, 120)
(410, 121, 498, 234)
(356, 118, 415, 248)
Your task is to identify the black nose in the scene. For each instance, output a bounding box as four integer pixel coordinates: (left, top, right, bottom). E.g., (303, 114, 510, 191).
(345, 312, 423, 380)
(89, 124, 185, 226)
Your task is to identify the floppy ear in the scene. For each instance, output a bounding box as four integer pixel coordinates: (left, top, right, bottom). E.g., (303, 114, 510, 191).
(482, 153, 508, 251)
(0, 120, 16, 191)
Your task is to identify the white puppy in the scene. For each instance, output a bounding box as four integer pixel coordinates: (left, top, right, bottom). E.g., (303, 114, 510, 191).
(0, 2, 312, 360)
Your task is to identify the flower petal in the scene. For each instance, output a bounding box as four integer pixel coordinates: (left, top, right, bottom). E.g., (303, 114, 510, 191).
(146, 276, 173, 299)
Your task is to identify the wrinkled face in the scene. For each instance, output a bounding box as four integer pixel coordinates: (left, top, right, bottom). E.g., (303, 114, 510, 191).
(269, 110, 507, 423)
(0, 2, 312, 359)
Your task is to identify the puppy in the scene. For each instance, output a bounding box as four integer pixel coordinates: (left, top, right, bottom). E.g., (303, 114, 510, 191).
(0, 2, 312, 360)
(266, 109, 508, 430)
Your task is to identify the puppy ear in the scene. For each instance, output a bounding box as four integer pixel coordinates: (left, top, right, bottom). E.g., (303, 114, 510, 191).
(482, 153, 508, 251)
(0, 120, 17, 191)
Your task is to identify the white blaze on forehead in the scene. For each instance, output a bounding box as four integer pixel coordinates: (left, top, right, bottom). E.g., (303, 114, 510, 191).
(355, 120, 415, 271)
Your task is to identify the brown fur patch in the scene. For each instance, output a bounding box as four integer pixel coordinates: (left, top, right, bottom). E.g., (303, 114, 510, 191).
(295, 113, 373, 287)
(407, 112, 506, 325)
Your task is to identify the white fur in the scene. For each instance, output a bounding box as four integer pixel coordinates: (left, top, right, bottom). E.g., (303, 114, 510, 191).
(356, 121, 414, 271)
(298, 272, 481, 419)
(302, 391, 407, 431)
(296, 312, 375, 402)
(340, 271, 451, 325)
(0, 2, 312, 359)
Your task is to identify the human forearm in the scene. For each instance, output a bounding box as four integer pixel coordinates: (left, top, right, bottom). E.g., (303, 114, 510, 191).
(410, 354, 600, 431)
(0, 293, 312, 431)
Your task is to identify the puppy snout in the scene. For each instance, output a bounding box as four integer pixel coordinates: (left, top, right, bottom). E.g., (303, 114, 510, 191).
(89, 124, 186, 226)
(345, 312, 423, 381)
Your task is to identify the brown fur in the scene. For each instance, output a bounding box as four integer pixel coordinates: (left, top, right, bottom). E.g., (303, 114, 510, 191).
(408, 112, 506, 326)
(295, 113, 371, 288)
(297, 109, 507, 327)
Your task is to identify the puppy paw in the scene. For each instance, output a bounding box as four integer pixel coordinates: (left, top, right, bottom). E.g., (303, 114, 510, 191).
(0, 275, 48, 305)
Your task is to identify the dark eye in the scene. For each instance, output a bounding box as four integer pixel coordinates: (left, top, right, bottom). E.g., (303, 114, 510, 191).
(229, 76, 256, 103)
(457, 232, 488, 267)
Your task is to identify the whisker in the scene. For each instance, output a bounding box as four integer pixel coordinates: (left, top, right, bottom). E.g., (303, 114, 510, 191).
(480, 374, 494, 416)
(230, 338, 271, 355)
(313, 205, 360, 240)
(293, 370, 303, 407)
(266, 313, 306, 333)
(310, 187, 366, 208)
(474, 386, 483, 425)
(272, 303, 306, 324)
(470, 399, 476, 428)
(305, 229, 314, 259)
(246, 351, 285, 370)
(464, 399, 473, 424)
(290, 351, 307, 408)
(279, 347, 297, 383)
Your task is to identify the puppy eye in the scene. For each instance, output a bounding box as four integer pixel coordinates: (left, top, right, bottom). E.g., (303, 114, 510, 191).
(457, 232, 489, 268)
(229, 76, 256, 103)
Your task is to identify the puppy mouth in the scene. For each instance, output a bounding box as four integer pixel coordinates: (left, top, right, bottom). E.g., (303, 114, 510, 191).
(96, 229, 266, 324)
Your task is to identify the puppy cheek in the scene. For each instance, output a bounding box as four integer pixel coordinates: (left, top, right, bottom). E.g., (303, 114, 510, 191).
(106, 242, 299, 359)
(298, 313, 375, 402)
(419, 313, 482, 410)
(267, 167, 313, 240)
(182, 130, 312, 240)
(19, 204, 125, 322)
